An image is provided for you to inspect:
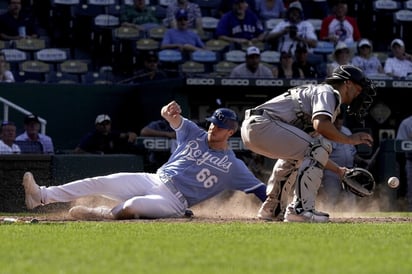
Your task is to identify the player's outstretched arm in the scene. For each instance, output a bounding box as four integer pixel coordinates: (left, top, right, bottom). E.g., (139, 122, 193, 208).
(161, 101, 183, 129)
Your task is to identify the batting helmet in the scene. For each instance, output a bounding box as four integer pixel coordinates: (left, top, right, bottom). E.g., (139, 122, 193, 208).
(206, 108, 239, 131)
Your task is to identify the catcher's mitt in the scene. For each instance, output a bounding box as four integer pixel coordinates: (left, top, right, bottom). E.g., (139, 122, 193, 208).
(341, 167, 375, 197)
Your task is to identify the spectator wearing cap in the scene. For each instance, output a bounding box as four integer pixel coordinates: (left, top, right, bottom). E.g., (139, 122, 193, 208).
(215, 0, 265, 48)
(326, 41, 352, 76)
(292, 42, 320, 78)
(74, 114, 138, 155)
(218, 0, 258, 18)
(384, 38, 412, 79)
(272, 50, 304, 79)
(351, 38, 384, 77)
(319, 0, 361, 45)
(121, 51, 168, 83)
(15, 114, 54, 154)
(229, 46, 274, 78)
(160, 9, 205, 54)
(265, 1, 318, 56)
(120, 0, 160, 32)
(165, 0, 203, 34)
(0, 121, 21, 154)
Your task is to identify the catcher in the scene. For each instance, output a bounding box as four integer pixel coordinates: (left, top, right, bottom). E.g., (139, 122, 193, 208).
(241, 65, 377, 223)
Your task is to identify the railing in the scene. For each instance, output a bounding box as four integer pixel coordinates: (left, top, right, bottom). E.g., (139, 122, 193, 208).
(0, 96, 47, 134)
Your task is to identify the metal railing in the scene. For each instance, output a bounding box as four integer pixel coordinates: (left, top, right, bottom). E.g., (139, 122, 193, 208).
(0, 96, 47, 134)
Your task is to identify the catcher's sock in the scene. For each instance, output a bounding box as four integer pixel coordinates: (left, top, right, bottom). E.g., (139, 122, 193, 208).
(284, 206, 329, 223)
(69, 206, 114, 220)
(22, 172, 43, 209)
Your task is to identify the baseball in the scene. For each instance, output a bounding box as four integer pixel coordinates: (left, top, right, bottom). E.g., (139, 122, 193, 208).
(387, 177, 400, 188)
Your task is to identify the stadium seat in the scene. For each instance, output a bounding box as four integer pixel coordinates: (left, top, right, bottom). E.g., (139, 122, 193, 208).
(260, 50, 280, 64)
(213, 60, 237, 77)
(393, 9, 412, 40)
(35, 48, 70, 71)
(224, 50, 246, 63)
(180, 61, 206, 77)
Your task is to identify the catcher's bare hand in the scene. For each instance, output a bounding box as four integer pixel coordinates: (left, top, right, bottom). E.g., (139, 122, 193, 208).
(349, 132, 373, 146)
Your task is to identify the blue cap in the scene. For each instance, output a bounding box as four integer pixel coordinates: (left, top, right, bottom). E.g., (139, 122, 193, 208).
(175, 9, 188, 20)
(206, 108, 239, 131)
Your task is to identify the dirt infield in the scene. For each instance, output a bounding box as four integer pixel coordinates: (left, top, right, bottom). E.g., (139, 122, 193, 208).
(2, 191, 412, 224)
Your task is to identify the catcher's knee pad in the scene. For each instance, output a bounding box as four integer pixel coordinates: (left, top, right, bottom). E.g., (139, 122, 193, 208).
(306, 137, 332, 167)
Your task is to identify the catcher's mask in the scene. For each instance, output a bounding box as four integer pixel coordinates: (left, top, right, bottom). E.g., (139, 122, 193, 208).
(206, 108, 239, 131)
(342, 168, 376, 197)
(326, 65, 377, 121)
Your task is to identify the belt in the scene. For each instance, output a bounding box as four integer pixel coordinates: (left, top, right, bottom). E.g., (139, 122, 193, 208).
(163, 180, 188, 206)
(245, 109, 264, 119)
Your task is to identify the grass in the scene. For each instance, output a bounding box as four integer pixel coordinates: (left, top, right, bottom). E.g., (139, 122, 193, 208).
(1, 220, 412, 274)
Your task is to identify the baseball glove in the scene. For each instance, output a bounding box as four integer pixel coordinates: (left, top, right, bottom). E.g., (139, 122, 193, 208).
(341, 167, 376, 197)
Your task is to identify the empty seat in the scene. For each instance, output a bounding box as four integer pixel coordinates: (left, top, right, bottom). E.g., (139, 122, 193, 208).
(180, 61, 206, 76)
(224, 50, 246, 63)
(260, 50, 280, 64)
(214, 60, 237, 77)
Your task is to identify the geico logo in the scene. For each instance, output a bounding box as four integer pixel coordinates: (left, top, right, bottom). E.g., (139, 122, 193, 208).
(221, 79, 250, 86)
(401, 140, 412, 151)
(143, 138, 170, 150)
(372, 80, 386, 87)
(255, 79, 284, 86)
(228, 138, 245, 150)
(290, 79, 318, 86)
(393, 81, 412, 88)
(186, 78, 215, 85)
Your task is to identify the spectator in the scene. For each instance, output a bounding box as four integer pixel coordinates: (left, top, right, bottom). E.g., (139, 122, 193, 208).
(215, 0, 265, 48)
(384, 38, 412, 79)
(74, 114, 138, 155)
(396, 115, 412, 211)
(16, 114, 54, 154)
(120, 51, 168, 84)
(319, 0, 361, 45)
(165, 0, 203, 34)
(140, 118, 177, 172)
(160, 9, 205, 54)
(317, 113, 369, 211)
(229, 46, 274, 78)
(327, 41, 352, 76)
(218, 0, 258, 18)
(292, 42, 319, 78)
(256, 0, 286, 21)
(351, 38, 384, 77)
(0, 52, 15, 83)
(265, 1, 318, 56)
(0, 121, 21, 154)
(272, 50, 304, 78)
(120, 0, 160, 32)
(0, 0, 39, 41)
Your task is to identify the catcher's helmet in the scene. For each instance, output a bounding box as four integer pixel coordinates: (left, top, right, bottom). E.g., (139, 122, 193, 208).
(326, 65, 376, 120)
(206, 108, 238, 131)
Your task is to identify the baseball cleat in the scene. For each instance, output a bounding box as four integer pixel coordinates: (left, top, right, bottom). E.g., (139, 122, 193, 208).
(22, 172, 42, 209)
(69, 205, 114, 220)
(283, 206, 329, 223)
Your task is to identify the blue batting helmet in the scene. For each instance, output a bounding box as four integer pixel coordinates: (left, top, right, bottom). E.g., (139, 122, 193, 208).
(206, 108, 239, 131)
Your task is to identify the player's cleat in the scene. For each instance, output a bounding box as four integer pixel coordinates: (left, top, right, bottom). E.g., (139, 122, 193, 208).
(22, 172, 42, 209)
(69, 205, 114, 220)
(257, 199, 283, 221)
(184, 209, 194, 218)
(284, 206, 329, 223)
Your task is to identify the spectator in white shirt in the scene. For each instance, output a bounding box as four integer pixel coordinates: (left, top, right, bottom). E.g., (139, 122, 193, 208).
(0, 121, 21, 154)
(351, 38, 384, 77)
(384, 38, 412, 79)
(229, 46, 274, 78)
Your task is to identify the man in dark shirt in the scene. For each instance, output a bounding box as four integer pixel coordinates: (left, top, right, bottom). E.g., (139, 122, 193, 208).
(292, 42, 320, 78)
(74, 114, 139, 154)
(0, 0, 38, 40)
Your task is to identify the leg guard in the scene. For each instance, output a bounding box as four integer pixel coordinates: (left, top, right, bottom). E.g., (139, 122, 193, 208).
(294, 137, 332, 211)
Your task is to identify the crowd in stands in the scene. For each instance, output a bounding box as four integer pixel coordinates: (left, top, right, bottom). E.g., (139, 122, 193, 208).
(0, 0, 411, 84)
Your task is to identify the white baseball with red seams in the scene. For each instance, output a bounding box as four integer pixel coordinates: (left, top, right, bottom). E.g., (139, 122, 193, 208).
(387, 177, 400, 188)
